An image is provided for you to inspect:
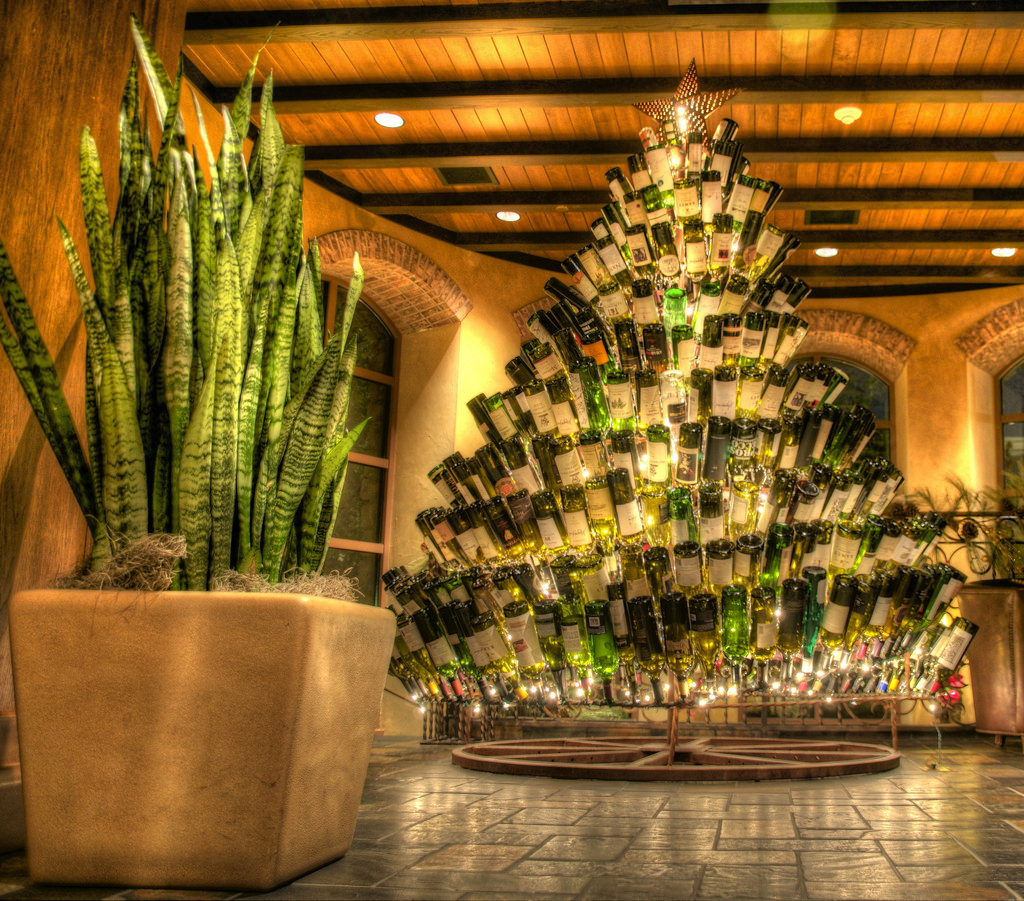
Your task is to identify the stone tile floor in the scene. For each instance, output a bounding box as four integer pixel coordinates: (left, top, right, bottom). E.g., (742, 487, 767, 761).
(1, 729, 1023, 900)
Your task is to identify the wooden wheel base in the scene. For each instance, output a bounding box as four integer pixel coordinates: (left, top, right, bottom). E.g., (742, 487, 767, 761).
(451, 736, 901, 781)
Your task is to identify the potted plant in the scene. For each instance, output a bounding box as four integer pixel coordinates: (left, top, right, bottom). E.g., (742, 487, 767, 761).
(0, 16, 394, 891)
(902, 473, 1024, 745)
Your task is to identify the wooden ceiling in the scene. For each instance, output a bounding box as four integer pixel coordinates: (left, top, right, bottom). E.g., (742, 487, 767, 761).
(182, 0, 1024, 296)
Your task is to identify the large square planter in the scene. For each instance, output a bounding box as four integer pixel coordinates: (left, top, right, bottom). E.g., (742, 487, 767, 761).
(9, 588, 395, 891)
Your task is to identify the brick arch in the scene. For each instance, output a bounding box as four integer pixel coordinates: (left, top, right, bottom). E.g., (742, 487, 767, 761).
(798, 309, 916, 383)
(955, 296, 1024, 376)
(317, 229, 472, 334)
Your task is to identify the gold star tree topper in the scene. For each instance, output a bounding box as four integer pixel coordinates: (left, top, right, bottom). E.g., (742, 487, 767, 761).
(633, 59, 741, 141)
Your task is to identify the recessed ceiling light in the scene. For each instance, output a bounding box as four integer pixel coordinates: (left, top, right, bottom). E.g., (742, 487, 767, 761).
(373, 112, 405, 128)
(815, 247, 839, 258)
(834, 106, 862, 125)
(992, 247, 1018, 258)
(496, 210, 521, 222)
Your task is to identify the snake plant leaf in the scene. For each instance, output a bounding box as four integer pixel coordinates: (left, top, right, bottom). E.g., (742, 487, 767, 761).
(229, 49, 261, 152)
(163, 175, 193, 534)
(178, 344, 216, 590)
(78, 128, 116, 320)
(336, 250, 363, 354)
(290, 247, 324, 391)
(249, 72, 284, 200)
(209, 234, 245, 581)
(60, 221, 148, 546)
(218, 105, 248, 243)
(193, 178, 216, 373)
(262, 333, 343, 581)
(0, 241, 98, 527)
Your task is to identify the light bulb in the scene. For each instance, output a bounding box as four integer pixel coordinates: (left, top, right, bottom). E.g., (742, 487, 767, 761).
(815, 247, 839, 258)
(373, 112, 404, 128)
(834, 106, 862, 125)
(496, 210, 521, 222)
(992, 247, 1018, 258)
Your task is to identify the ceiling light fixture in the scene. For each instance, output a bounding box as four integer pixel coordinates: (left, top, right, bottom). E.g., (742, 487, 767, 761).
(373, 112, 404, 128)
(496, 210, 521, 222)
(834, 106, 862, 125)
(992, 247, 1018, 258)
(815, 247, 839, 258)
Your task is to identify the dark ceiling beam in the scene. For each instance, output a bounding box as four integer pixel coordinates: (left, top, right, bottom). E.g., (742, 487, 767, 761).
(306, 138, 1024, 169)
(359, 188, 1024, 215)
(184, 2, 1024, 44)
(786, 266, 1024, 283)
(233, 76, 1024, 115)
(447, 229, 1024, 253)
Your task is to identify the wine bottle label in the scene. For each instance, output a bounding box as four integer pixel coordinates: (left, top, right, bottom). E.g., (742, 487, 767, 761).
(537, 516, 566, 550)
(607, 381, 634, 419)
(586, 614, 607, 636)
(627, 233, 653, 268)
(494, 476, 515, 498)
(581, 570, 610, 604)
(756, 228, 786, 261)
(831, 534, 860, 569)
(711, 380, 737, 419)
(700, 513, 725, 542)
(785, 377, 815, 411)
(854, 553, 877, 576)
(730, 493, 750, 527)
(632, 293, 659, 324)
(740, 329, 764, 361)
(470, 474, 490, 500)
(756, 621, 778, 649)
(490, 406, 519, 441)
(433, 519, 457, 543)
(450, 582, 472, 604)
(532, 352, 563, 380)
(779, 546, 794, 581)
(455, 529, 481, 561)
(868, 595, 893, 628)
(625, 576, 651, 601)
(774, 334, 801, 366)
(821, 602, 850, 635)
(685, 240, 707, 273)
(512, 464, 544, 493)
(430, 473, 457, 505)
(726, 181, 755, 221)
(399, 622, 426, 652)
(874, 534, 899, 563)
(658, 252, 681, 277)
(709, 152, 732, 181)
(578, 440, 602, 476)
(639, 385, 663, 424)
(616, 500, 644, 536)
(710, 231, 732, 265)
(426, 636, 458, 668)
(599, 288, 631, 321)
(473, 526, 499, 560)
(610, 453, 636, 487)
(720, 287, 746, 316)
(937, 625, 973, 670)
(564, 509, 593, 546)
(581, 338, 610, 366)
(709, 555, 733, 586)
(607, 596, 630, 635)
(401, 596, 423, 616)
(734, 551, 752, 577)
(674, 182, 700, 217)
(555, 449, 585, 486)
(841, 489, 862, 516)
(699, 343, 724, 369)
(763, 324, 780, 355)
(505, 612, 544, 668)
(525, 391, 558, 433)
(648, 441, 670, 483)
(597, 242, 628, 275)
(676, 449, 699, 484)
(778, 444, 798, 470)
(690, 602, 716, 631)
(666, 637, 691, 658)
(675, 336, 696, 371)
(671, 517, 692, 545)
(560, 623, 585, 655)
(474, 625, 509, 665)
(586, 485, 615, 521)
(646, 146, 673, 190)
(823, 489, 850, 522)
(533, 611, 558, 638)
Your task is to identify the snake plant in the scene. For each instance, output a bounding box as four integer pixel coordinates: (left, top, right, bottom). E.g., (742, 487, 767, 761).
(0, 16, 366, 590)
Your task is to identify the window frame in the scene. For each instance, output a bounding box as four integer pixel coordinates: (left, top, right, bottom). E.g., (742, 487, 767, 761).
(322, 280, 399, 605)
(997, 357, 1024, 486)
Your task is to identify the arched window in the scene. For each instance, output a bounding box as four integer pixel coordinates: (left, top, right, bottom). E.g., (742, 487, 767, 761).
(999, 358, 1024, 483)
(321, 285, 396, 605)
(794, 356, 893, 462)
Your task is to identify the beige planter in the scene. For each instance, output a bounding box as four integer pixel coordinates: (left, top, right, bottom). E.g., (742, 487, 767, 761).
(9, 588, 395, 891)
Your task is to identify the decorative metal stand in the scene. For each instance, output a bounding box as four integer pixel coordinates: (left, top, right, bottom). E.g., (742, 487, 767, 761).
(452, 732, 901, 781)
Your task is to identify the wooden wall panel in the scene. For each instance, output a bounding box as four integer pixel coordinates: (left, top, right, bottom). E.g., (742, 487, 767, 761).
(0, 0, 189, 711)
